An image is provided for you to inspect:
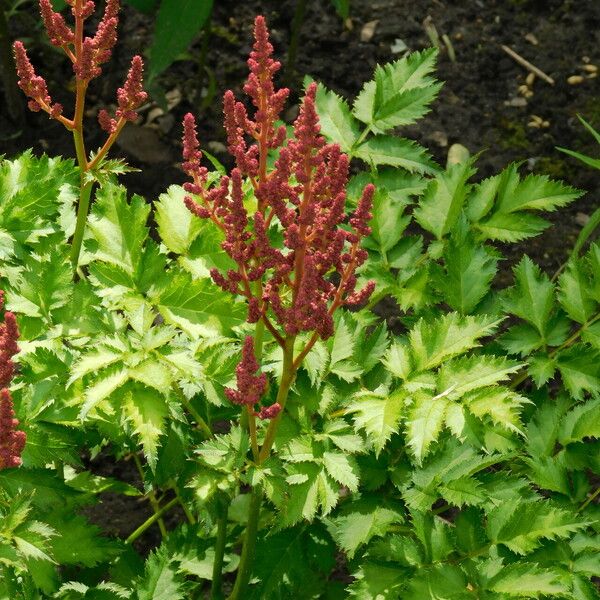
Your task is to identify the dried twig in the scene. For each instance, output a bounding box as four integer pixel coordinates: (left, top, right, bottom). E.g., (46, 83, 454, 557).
(501, 44, 555, 85)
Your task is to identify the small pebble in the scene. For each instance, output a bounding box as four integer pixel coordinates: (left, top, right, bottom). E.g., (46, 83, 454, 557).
(505, 97, 528, 107)
(576, 212, 590, 226)
(361, 20, 378, 42)
(524, 33, 539, 45)
(582, 55, 591, 63)
(567, 75, 585, 85)
(582, 64, 598, 73)
(518, 84, 530, 96)
(587, 73, 598, 79)
(525, 72, 536, 86)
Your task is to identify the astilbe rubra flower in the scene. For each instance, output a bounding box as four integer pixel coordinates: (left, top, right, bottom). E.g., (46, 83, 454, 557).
(183, 16, 374, 417)
(13, 0, 146, 135)
(0, 292, 24, 470)
(224, 337, 278, 420)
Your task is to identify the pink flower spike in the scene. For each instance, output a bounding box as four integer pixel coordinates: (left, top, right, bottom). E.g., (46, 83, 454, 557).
(92, 0, 120, 65)
(116, 55, 148, 122)
(13, 41, 62, 118)
(224, 337, 267, 407)
(98, 109, 117, 134)
(0, 390, 26, 470)
(74, 37, 101, 81)
(182, 113, 205, 178)
(39, 0, 75, 47)
(257, 403, 281, 420)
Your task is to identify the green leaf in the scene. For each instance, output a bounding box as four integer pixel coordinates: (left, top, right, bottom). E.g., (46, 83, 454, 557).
(155, 185, 203, 254)
(469, 163, 582, 241)
(439, 476, 486, 507)
(0, 152, 78, 253)
(487, 500, 589, 554)
(433, 227, 498, 314)
(437, 355, 521, 397)
(347, 562, 405, 599)
(354, 49, 441, 133)
(556, 345, 600, 400)
(122, 384, 169, 471)
(354, 136, 436, 173)
(315, 83, 360, 153)
(247, 525, 335, 600)
(502, 256, 555, 336)
(488, 563, 569, 597)
(135, 546, 186, 600)
(148, 0, 214, 80)
(87, 183, 150, 275)
(559, 398, 600, 444)
(0, 469, 80, 509)
(558, 258, 597, 324)
(47, 513, 120, 567)
(350, 390, 405, 455)
(408, 312, 499, 372)
(406, 392, 449, 462)
(413, 158, 476, 240)
(405, 564, 470, 599)
(152, 268, 245, 336)
(7, 249, 71, 321)
(368, 189, 411, 253)
(330, 500, 404, 558)
(330, 0, 350, 19)
(323, 451, 360, 491)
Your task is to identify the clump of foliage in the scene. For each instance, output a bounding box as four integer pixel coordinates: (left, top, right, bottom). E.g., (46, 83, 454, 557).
(0, 3, 599, 599)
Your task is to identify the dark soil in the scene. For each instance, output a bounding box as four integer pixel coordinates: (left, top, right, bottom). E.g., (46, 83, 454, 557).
(2, 0, 600, 558)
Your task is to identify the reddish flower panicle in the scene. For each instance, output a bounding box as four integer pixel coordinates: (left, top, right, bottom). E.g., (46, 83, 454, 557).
(182, 17, 376, 344)
(39, 0, 75, 47)
(115, 56, 148, 121)
(257, 403, 281, 420)
(222, 16, 289, 176)
(183, 16, 375, 418)
(224, 337, 267, 407)
(98, 55, 147, 132)
(13, 41, 63, 117)
(0, 292, 24, 470)
(0, 390, 26, 470)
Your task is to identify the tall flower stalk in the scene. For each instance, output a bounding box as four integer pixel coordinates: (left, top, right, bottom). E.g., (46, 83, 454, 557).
(182, 16, 374, 598)
(13, 0, 147, 273)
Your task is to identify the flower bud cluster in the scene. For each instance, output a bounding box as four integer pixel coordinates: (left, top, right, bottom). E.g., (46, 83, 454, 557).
(224, 337, 279, 419)
(0, 292, 24, 470)
(13, 0, 146, 135)
(183, 16, 374, 414)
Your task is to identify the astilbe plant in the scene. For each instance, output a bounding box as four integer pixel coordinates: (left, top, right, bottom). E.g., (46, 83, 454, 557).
(0, 292, 23, 470)
(3, 4, 600, 598)
(13, 0, 147, 271)
(182, 16, 374, 596)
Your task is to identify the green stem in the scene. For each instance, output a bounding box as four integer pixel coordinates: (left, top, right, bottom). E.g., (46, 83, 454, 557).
(578, 486, 600, 513)
(211, 497, 230, 600)
(511, 311, 600, 390)
(177, 386, 212, 438)
(258, 337, 296, 462)
(70, 178, 93, 272)
(170, 479, 196, 525)
(125, 497, 178, 544)
(227, 487, 262, 600)
(352, 125, 372, 151)
(133, 453, 167, 538)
